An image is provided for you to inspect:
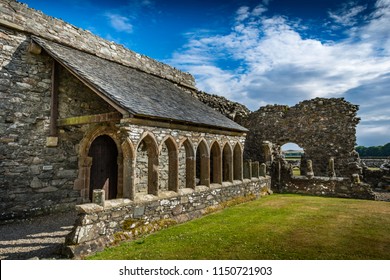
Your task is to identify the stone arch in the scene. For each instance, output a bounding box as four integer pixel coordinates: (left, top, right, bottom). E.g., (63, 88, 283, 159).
(136, 132, 159, 196)
(196, 139, 210, 187)
(233, 142, 243, 180)
(158, 136, 179, 192)
(179, 138, 196, 189)
(222, 142, 233, 182)
(280, 142, 305, 176)
(210, 141, 222, 184)
(75, 124, 124, 202)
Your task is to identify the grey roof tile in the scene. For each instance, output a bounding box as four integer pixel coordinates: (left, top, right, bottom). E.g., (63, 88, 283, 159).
(32, 36, 247, 132)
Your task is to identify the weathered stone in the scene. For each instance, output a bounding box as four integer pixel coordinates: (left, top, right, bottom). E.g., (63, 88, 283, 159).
(244, 98, 361, 177)
(30, 177, 42, 189)
(35, 186, 58, 193)
(76, 203, 104, 214)
(92, 189, 105, 206)
(133, 206, 145, 218)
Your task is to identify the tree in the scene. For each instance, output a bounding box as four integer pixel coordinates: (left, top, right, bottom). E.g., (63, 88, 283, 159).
(356, 143, 390, 157)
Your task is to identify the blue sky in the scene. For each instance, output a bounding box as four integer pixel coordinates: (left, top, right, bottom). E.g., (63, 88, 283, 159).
(20, 0, 390, 147)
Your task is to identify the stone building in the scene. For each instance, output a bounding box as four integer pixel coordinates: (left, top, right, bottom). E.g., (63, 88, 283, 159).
(0, 0, 254, 221)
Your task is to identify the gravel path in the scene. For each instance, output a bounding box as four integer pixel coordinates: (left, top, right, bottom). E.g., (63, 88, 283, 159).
(0, 211, 78, 260)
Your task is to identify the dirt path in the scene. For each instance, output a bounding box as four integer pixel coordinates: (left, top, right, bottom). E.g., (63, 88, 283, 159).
(0, 211, 77, 260)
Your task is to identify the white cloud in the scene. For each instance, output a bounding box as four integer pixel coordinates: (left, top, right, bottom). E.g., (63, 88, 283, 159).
(105, 12, 133, 33)
(328, 2, 367, 27)
(167, 0, 390, 146)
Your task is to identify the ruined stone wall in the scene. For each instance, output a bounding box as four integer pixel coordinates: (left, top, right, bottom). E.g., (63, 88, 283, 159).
(0, 0, 195, 88)
(64, 177, 271, 259)
(279, 176, 375, 200)
(244, 98, 361, 176)
(187, 89, 251, 124)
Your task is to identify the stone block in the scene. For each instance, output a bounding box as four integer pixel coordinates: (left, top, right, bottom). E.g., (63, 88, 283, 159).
(133, 205, 145, 218)
(76, 203, 104, 214)
(46, 136, 58, 147)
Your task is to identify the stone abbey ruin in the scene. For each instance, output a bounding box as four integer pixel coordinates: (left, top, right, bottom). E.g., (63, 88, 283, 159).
(1, 1, 389, 258)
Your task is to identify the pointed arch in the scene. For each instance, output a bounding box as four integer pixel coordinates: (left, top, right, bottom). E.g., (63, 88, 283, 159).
(159, 136, 179, 192)
(180, 138, 196, 189)
(222, 142, 233, 182)
(210, 141, 222, 184)
(196, 139, 210, 187)
(233, 142, 243, 181)
(136, 132, 159, 196)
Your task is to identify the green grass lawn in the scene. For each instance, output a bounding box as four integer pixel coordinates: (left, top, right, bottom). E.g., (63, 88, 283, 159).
(88, 194, 390, 260)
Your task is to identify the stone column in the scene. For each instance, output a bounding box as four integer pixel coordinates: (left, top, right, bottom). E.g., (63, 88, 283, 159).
(328, 157, 336, 177)
(252, 161, 260, 178)
(243, 160, 252, 179)
(352, 173, 361, 184)
(92, 189, 105, 206)
(123, 156, 135, 199)
(186, 155, 196, 189)
(306, 160, 314, 179)
(260, 163, 267, 177)
(261, 141, 273, 163)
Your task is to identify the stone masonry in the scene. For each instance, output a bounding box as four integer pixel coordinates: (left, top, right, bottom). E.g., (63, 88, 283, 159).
(0, 0, 250, 222)
(243, 98, 361, 177)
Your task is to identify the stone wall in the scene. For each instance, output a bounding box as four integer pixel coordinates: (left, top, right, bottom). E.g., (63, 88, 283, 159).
(187, 89, 251, 124)
(244, 98, 361, 177)
(279, 176, 374, 200)
(0, 23, 84, 221)
(63, 177, 271, 259)
(361, 158, 388, 168)
(0, 0, 195, 88)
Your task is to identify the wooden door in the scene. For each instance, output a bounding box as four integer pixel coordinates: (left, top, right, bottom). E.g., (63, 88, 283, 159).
(88, 135, 118, 200)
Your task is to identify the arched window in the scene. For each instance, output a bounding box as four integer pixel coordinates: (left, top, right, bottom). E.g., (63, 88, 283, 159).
(233, 143, 243, 181)
(179, 139, 195, 189)
(196, 140, 210, 186)
(159, 137, 178, 192)
(281, 142, 304, 176)
(210, 142, 222, 184)
(222, 143, 233, 182)
(136, 134, 159, 195)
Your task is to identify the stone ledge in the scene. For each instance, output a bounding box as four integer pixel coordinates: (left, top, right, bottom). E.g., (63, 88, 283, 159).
(75, 203, 104, 214)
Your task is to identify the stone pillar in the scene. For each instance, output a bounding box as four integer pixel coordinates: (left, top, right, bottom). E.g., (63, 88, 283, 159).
(168, 150, 179, 192)
(92, 189, 105, 206)
(328, 157, 336, 177)
(148, 154, 159, 195)
(260, 163, 267, 177)
(352, 173, 361, 184)
(200, 154, 210, 187)
(243, 160, 252, 179)
(262, 141, 273, 163)
(123, 156, 135, 199)
(300, 154, 307, 176)
(252, 161, 260, 178)
(306, 160, 314, 179)
(186, 155, 196, 189)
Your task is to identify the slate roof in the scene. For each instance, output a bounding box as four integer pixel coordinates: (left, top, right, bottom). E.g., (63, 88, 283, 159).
(32, 36, 247, 132)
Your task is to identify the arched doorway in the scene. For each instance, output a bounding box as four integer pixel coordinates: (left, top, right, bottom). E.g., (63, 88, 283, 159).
(281, 142, 304, 176)
(88, 135, 118, 200)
